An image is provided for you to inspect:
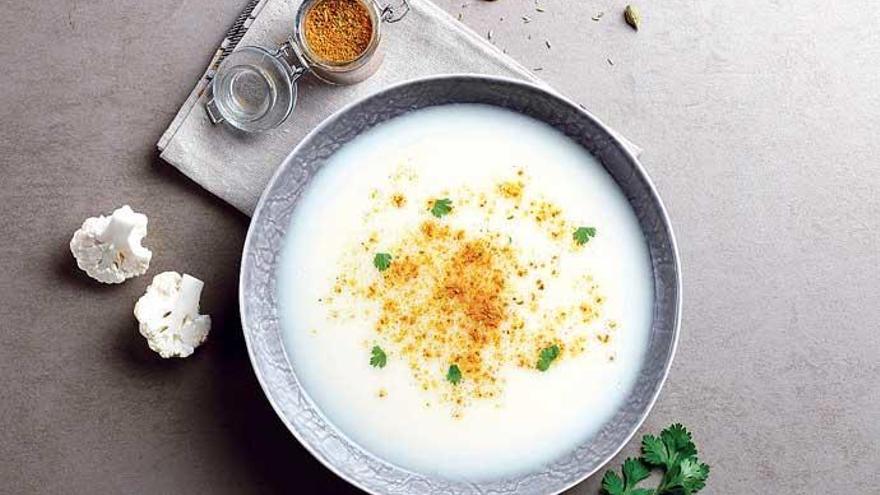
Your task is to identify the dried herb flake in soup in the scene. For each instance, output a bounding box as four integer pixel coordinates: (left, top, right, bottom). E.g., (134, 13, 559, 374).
(304, 0, 373, 63)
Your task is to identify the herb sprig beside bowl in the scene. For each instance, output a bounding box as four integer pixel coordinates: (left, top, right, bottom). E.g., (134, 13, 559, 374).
(601, 424, 710, 495)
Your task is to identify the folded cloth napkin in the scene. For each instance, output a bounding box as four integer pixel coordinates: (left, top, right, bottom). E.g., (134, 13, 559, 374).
(157, 0, 640, 216)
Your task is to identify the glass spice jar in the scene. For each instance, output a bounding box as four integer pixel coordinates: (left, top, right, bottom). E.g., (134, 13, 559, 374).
(206, 0, 409, 133)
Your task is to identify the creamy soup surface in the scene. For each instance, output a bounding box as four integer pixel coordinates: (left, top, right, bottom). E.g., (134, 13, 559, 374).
(277, 104, 654, 480)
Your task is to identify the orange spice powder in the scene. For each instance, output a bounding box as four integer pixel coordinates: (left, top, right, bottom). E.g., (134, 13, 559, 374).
(372, 222, 518, 402)
(303, 0, 373, 64)
(325, 174, 614, 412)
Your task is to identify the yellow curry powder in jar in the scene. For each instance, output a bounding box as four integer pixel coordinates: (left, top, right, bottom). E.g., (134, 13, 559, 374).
(303, 0, 374, 64)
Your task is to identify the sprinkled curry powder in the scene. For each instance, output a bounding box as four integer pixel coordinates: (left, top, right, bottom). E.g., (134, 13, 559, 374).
(304, 0, 373, 63)
(370, 221, 522, 404)
(326, 171, 616, 413)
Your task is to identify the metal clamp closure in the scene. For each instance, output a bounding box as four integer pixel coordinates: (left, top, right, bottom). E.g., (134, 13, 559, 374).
(381, 0, 410, 23)
(275, 37, 310, 82)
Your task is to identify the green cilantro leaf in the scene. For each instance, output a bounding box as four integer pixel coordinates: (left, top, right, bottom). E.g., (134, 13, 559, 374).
(373, 252, 392, 272)
(643, 424, 697, 470)
(601, 424, 710, 495)
(641, 434, 669, 467)
(662, 424, 698, 459)
(655, 458, 709, 494)
(370, 345, 387, 368)
(658, 464, 686, 494)
(623, 458, 651, 486)
(601, 470, 625, 495)
(536, 344, 560, 371)
(573, 226, 597, 245)
(601, 458, 653, 495)
(446, 364, 462, 385)
(679, 458, 710, 493)
(431, 198, 453, 218)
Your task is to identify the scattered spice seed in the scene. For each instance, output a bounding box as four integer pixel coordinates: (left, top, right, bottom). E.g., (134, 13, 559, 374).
(624, 4, 641, 30)
(457, 12, 462, 20)
(591, 11, 604, 21)
(535, 6, 545, 12)
(533, 67, 543, 71)
(522, 15, 531, 23)
(487, 29, 494, 40)
(544, 39, 551, 49)
(607, 57, 614, 65)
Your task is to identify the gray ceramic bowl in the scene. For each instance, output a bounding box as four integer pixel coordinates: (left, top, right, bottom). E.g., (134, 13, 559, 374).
(240, 75, 681, 494)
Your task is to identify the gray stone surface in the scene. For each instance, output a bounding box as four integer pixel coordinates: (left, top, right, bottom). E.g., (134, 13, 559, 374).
(1, 0, 877, 493)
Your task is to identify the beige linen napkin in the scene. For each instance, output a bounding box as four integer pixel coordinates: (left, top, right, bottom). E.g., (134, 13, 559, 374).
(157, 0, 640, 215)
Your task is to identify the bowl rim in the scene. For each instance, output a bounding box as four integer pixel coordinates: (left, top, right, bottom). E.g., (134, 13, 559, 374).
(239, 73, 681, 494)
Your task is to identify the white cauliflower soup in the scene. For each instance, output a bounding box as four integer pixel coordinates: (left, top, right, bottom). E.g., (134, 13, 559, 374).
(276, 104, 654, 480)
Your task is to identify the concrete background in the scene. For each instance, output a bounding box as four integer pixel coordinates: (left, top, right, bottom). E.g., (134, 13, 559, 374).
(2, 0, 878, 492)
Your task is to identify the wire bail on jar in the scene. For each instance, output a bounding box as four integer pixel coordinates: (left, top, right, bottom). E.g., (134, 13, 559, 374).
(381, 0, 410, 23)
(206, 0, 409, 133)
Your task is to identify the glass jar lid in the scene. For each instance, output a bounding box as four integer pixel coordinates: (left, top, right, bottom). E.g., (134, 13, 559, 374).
(206, 46, 302, 132)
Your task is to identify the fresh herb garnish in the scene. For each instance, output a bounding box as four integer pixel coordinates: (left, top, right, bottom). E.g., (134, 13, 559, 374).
(601, 424, 710, 495)
(431, 198, 453, 218)
(573, 226, 597, 245)
(601, 458, 651, 495)
(373, 252, 392, 272)
(446, 364, 462, 385)
(370, 345, 387, 368)
(536, 344, 560, 371)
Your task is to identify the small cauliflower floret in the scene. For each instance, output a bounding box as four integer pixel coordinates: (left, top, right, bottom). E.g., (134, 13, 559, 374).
(69, 205, 152, 284)
(134, 271, 211, 358)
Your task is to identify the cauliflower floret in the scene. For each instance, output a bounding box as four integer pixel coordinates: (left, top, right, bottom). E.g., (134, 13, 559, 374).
(134, 271, 211, 358)
(69, 205, 152, 284)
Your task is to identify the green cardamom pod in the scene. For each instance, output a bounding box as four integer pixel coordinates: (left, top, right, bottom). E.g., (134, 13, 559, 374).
(624, 4, 641, 31)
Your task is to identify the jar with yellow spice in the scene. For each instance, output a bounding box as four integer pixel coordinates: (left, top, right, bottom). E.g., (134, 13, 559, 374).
(206, 0, 409, 132)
